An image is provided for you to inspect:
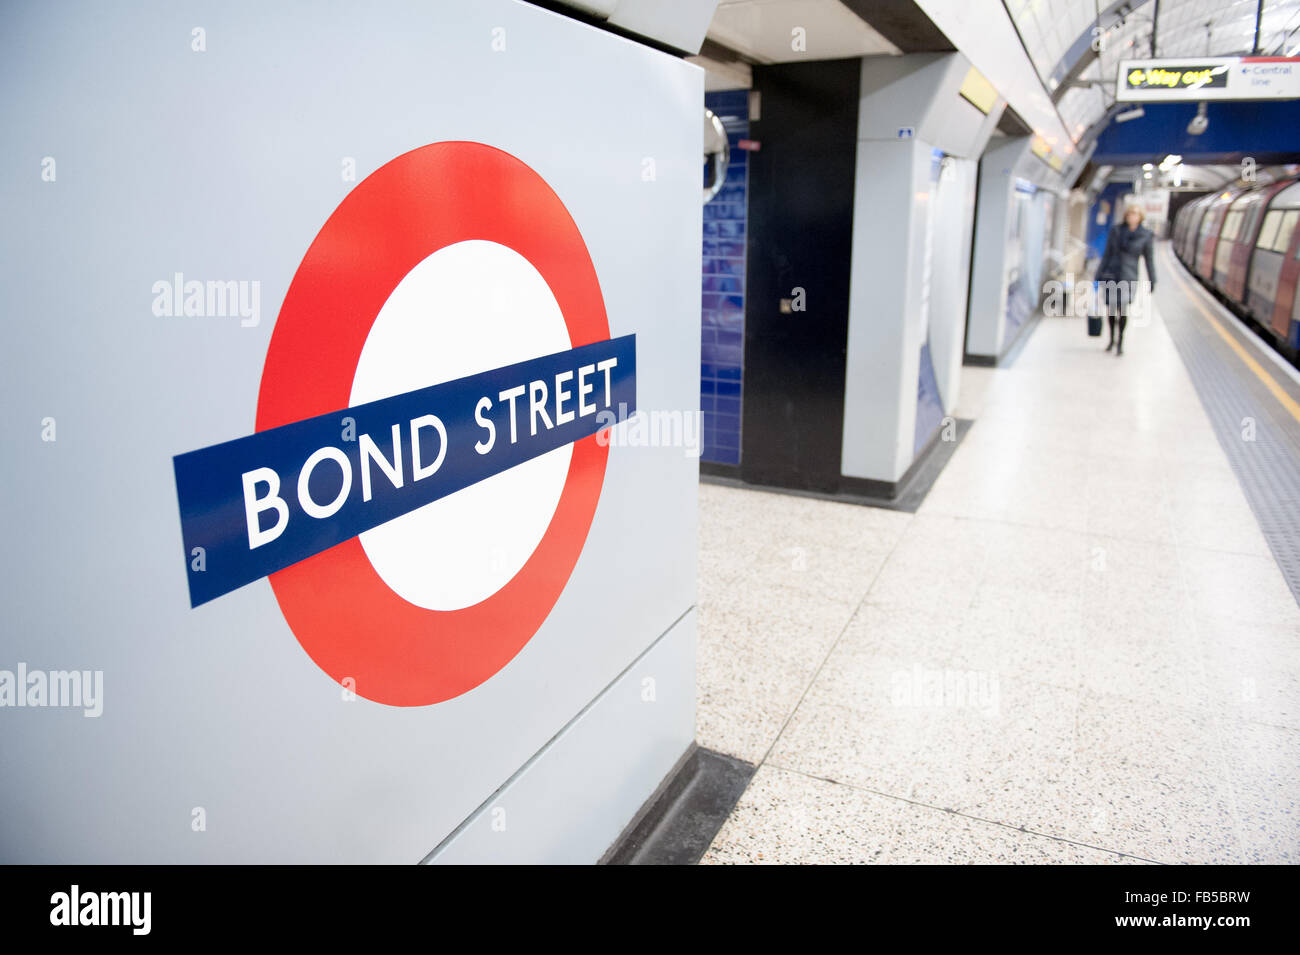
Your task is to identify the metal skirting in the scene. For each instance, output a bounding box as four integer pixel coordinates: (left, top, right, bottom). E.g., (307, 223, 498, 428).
(601, 746, 756, 865)
(1161, 247, 1300, 606)
(963, 308, 1044, 368)
(702, 418, 974, 514)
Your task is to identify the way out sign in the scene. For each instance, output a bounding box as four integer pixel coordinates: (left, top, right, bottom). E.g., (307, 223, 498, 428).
(173, 142, 636, 706)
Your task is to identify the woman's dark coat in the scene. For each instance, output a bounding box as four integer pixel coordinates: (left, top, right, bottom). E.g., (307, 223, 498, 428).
(1096, 222, 1156, 310)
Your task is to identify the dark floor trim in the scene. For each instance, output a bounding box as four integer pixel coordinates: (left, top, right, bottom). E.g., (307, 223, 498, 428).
(964, 308, 1044, 368)
(841, 415, 947, 501)
(998, 310, 1044, 368)
(601, 746, 756, 865)
(699, 459, 740, 480)
(703, 418, 973, 514)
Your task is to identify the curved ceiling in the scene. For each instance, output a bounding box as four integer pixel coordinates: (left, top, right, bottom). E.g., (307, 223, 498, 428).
(1009, 0, 1300, 146)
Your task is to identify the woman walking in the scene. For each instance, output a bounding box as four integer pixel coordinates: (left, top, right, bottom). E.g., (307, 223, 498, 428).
(1095, 204, 1157, 356)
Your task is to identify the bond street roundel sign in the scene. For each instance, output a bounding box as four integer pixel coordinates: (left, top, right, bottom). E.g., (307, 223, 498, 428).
(172, 142, 636, 706)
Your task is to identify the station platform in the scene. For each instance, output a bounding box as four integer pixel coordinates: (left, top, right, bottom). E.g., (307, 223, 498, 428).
(693, 241, 1300, 864)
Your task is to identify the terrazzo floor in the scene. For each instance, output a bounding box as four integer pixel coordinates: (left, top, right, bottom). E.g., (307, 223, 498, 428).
(696, 292, 1300, 865)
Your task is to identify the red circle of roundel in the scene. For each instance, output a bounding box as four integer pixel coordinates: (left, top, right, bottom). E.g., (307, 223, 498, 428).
(255, 142, 611, 707)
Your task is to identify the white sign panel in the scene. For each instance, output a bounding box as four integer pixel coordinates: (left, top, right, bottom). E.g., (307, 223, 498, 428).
(1116, 56, 1300, 101)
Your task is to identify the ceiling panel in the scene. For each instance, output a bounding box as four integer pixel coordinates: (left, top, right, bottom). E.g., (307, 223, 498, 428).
(1008, 0, 1300, 147)
(700, 0, 1300, 152)
(704, 0, 901, 64)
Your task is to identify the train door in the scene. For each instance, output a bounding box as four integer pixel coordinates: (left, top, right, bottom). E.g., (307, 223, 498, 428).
(1196, 192, 1237, 280)
(1277, 208, 1300, 342)
(1249, 183, 1300, 327)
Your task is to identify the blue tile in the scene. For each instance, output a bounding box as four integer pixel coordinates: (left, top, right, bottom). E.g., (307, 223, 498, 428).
(715, 396, 740, 417)
(709, 90, 747, 107)
(702, 92, 748, 467)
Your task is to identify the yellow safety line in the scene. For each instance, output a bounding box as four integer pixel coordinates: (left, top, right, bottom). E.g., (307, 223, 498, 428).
(1166, 250, 1300, 426)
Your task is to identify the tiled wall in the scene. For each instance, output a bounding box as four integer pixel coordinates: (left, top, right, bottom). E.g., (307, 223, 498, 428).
(701, 89, 748, 467)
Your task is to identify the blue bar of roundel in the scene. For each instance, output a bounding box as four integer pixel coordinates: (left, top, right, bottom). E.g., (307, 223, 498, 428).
(174, 335, 636, 607)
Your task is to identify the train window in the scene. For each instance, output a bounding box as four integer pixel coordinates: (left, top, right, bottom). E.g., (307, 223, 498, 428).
(1272, 210, 1299, 253)
(1257, 210, 1283, 250)
(1222, 210, 1241, 241)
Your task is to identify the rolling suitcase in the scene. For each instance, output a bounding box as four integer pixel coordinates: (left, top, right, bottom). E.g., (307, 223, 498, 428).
(1087, 281, 1103, 336)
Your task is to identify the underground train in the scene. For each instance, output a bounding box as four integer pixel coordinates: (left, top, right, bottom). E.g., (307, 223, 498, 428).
(1172, 176, 1300, 353)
